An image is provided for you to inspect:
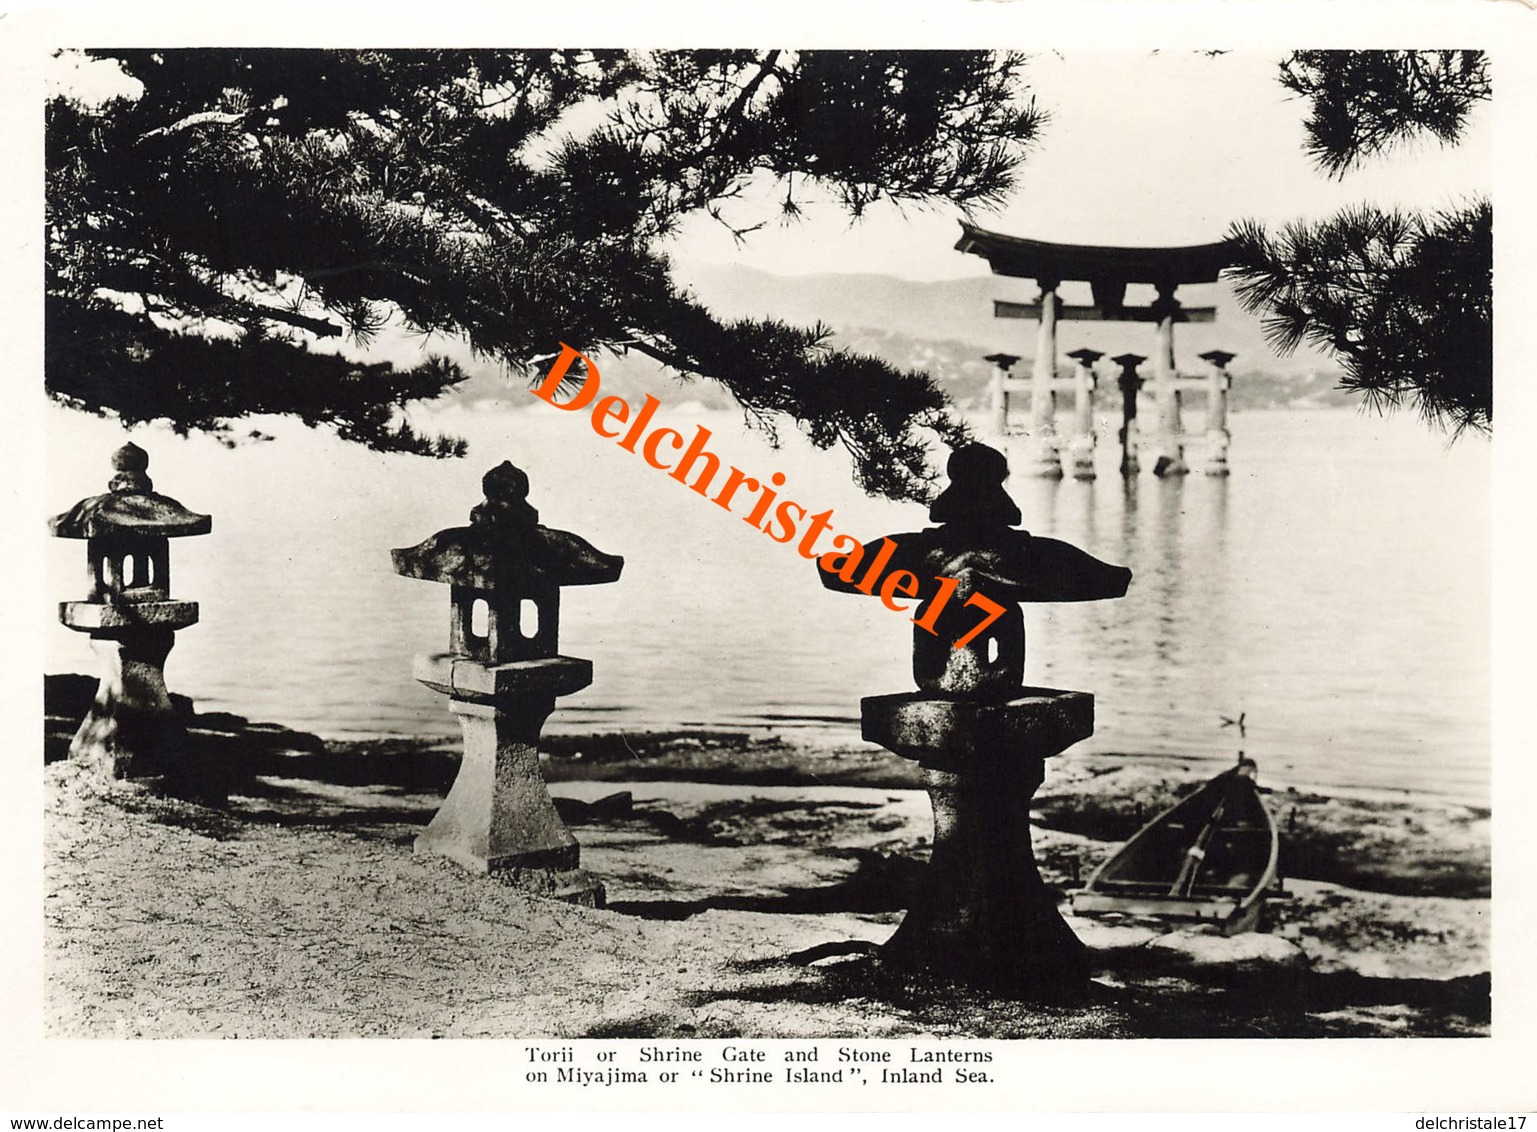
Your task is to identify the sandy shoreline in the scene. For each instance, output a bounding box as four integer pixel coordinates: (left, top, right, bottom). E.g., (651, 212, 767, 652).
(43, 676, 1491, 1039)
(525, 728, 1490, 900)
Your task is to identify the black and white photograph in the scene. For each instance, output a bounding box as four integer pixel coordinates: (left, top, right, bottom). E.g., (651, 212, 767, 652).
(4, 0, 1534, 1117)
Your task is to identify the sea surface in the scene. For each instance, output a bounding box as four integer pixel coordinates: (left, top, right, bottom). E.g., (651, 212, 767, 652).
(44, 397, 1490, 804)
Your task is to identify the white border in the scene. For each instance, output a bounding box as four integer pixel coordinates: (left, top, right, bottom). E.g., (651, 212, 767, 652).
(3, 1, 1532, 1114)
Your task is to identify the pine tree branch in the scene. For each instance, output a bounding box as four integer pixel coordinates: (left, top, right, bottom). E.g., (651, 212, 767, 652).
(48, 49, 1040, 492)
(718, 50, 782, 135)
(242, 302, 344, 337)
(1225, 199, 1491, 435)
(137, 110, 247, 143)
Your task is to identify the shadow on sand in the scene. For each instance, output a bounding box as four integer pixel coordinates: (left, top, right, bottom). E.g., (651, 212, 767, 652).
(44, 674, 1490, 1039)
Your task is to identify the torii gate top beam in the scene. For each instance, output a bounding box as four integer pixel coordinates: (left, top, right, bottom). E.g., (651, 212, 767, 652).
(955, 222, 1233, 288)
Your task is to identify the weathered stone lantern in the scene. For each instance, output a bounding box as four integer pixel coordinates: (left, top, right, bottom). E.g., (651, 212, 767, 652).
(49, 442, 211, 780)
(392, 460, 622, 904)
(1198, 349, 1236, 477)
(1111, 353, 1147, 477)
(983, 352, 1021, 440)
(821, 444, 1131, 1000)
(1063, 347, 1103, 481)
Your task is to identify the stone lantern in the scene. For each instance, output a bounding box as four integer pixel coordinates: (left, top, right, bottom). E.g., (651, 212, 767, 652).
(1198, 349, 1236, 476)
(982, 352, 1021, 440)
(1063, 347, 1103, 481)
(1111, 353, 1147, 477)
(820, 443, 1131, 1000)
(49, 442, 211, 780)
(392, 460, 622, 904)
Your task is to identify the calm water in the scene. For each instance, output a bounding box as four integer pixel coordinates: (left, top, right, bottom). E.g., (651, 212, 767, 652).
(44, 398, 1490, 804)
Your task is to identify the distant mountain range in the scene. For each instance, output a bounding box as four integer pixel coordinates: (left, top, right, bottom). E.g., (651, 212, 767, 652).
(433, 262, 1351, 414)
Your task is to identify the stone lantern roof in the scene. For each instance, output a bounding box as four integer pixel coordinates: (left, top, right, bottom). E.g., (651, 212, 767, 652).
(895, 445, 1132, 605)
(391, 460, 623, 591)
(48, 443, 211, 540)
(823, 443, 1131, 699)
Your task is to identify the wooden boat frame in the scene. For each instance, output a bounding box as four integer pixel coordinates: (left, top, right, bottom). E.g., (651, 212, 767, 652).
(1071, 758, 1281, 936)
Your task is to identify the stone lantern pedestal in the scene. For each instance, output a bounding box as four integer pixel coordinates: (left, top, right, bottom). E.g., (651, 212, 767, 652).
(412, 654, 598, 899)
(863, 689, 1093, 996)
(393, 461, 621, 905)
(820, 443, 1131, 1001)
(49, 443, 210, 781)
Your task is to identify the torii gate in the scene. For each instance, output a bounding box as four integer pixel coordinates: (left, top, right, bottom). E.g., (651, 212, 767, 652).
(957, 223, 1238, 478)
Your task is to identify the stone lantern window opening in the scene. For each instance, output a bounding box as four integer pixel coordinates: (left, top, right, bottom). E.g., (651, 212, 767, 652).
(447, 581, 561, 665)
(88, 535, 171, 601)
(468, 594, 490, 642)
(911, 593, 1026, 699)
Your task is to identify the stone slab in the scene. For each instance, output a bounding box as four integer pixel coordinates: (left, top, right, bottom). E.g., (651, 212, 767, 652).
(412, 653, 592, 702)
(59, 600, 199, 632)
(861, 687, 1093, 768)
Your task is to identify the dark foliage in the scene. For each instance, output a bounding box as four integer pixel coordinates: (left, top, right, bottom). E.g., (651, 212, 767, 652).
(47, 49, 1046, 498)
(1227, 50, 1491, 436)
(1280, 50, 1490, 179)
(1227, 200, 1491, 435)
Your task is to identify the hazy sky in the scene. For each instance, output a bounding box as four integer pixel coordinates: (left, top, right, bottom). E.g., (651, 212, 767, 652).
(665, 51, 1492, 280)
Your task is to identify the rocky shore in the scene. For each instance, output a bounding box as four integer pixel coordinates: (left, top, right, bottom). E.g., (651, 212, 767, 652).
(43, 676, 1489, 1039)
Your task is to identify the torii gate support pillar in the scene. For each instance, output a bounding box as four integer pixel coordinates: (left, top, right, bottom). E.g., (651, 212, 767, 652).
(1023, 281, 1065, 479)
(1151, 285, 1188, 477)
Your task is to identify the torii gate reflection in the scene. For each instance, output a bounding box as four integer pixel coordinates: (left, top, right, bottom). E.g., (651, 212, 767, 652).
(956, 224, 1238, 478)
